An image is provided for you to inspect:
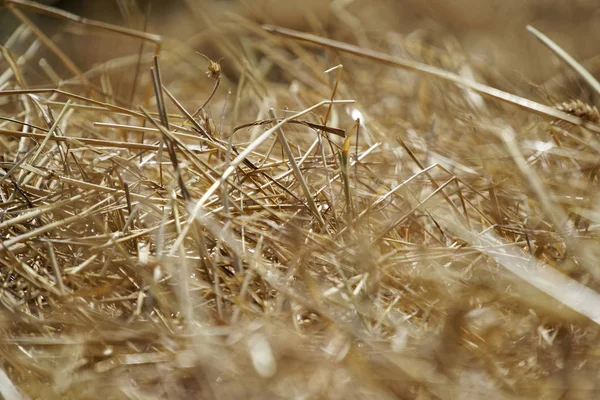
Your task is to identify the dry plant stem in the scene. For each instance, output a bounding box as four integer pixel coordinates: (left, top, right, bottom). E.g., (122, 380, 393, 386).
(45, 242, 65, 294)
(0, 146, 36, 185)
(0, 47, 27, 89)
(0, 116, 46, 133)
(7, 5, 88, 85)
(141, 106, 191, 201)
(192, 52, 221, 119)
(499, 128, 598, 283)
(0, 89, 147, 119)
(161, 88, 273, 202)
(0, 128, 161, 151)
(232, 119, 345, 138)
(30, 99, 71, 166)
(192, 78, 220, 118)
(60, 176, 167, 204)
(268, 108, 325, 227)
(138, 105, 280, 213)
(1, 195, 112, 251)
(396, 137, 463, 219)
(314, 142, 380, 199)
(500, 127, 568, 229)
(137, 108, 218, 178)
(260, 137, 320, 185)
(129, 4, 152, 107)
(0, 194, 85, 230)
(160, 85, 212, 140)
(168, 99, 354, 256)
(231, 67, 245, 133)
(0, 252, 61, 296)
(440, 212, 600, 325)
(152, 58, 169, 129)
(320, 64, 344, 220)
(5, 0, 162, 46)
(374, 177, 456, 243)
(353, 119, 360, 218)
(0, 367, 29, 400)
(93, 122, 221, 155)
(318, 132, 336, 220)
(322, 64, 343, 127)
(340, 127, 354, 221)
(527, 25, 600, 96)
(150, 67, 166, 187)
(39, 58, 61, 85)
(263, 25, 600, 133)
(65, 253, 98, 274)
(333, 141, 420, 236)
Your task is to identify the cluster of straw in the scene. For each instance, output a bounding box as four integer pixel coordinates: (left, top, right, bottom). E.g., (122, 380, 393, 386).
(0, 1, 600, 399)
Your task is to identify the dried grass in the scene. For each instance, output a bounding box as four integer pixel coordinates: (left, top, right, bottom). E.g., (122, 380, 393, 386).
(1, 1, 600, 399)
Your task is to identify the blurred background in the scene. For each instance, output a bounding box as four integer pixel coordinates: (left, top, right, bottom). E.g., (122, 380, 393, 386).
(2, 0, 599, 106)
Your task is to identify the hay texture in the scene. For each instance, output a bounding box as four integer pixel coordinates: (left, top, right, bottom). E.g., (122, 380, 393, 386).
(0, 1, 600, 399)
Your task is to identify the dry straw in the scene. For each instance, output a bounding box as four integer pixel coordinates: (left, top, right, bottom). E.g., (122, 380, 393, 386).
(0, 1, 600, 399)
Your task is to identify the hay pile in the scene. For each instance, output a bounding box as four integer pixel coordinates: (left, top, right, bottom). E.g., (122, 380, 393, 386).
(1, 1, 600, 399)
